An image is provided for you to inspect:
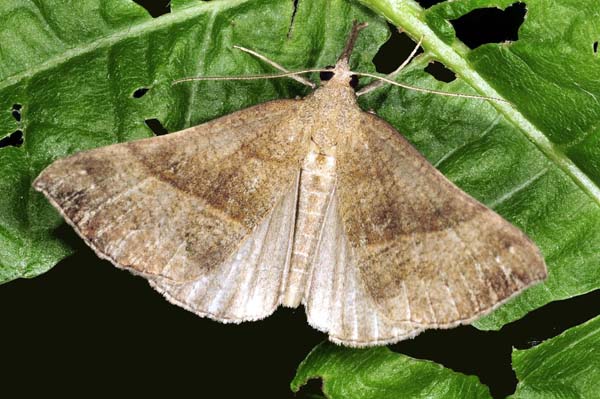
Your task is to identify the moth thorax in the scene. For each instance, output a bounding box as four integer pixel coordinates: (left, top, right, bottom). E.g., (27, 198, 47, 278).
(310, 127, 338, 153)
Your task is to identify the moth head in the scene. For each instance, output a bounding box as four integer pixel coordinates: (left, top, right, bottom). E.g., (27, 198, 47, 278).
(320, 64, 359, 89)
(316, 21, 367, 90)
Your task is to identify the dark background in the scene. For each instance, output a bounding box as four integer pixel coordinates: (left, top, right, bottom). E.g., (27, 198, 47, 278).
(2, 1, 599, 398)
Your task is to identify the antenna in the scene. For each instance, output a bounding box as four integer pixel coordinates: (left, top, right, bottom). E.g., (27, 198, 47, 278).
(172, 68, 328, 86)
(173, 29, 511, 105)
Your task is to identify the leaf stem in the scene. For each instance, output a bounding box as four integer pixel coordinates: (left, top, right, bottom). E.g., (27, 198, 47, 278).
(359, 0, 600, 206)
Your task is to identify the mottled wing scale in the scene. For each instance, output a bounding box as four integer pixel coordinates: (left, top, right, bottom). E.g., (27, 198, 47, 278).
(34, 99, 309, 321)
(334, 112, 547, 328)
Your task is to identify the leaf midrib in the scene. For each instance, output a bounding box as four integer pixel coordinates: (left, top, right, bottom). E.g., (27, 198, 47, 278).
(0, 0, 248, 92)
(359, 0, 600, 208)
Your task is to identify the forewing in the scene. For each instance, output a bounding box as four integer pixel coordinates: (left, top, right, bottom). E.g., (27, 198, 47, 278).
(336, 112, 547, 327)
(34, 99, 307, 284)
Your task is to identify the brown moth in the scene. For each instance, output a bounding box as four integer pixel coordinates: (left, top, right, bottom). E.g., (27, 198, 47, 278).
(33, 23, 546, 346)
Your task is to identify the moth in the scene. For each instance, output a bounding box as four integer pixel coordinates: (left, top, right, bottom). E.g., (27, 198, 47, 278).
(34, 23, 546, 346)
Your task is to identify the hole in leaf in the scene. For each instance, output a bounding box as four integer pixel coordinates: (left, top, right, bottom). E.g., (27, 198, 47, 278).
(295, 377, 324, 398)
(12, 103, 22, 122)
(132, 87, 149, 98)
(373, 24, 424, 74)
(450, 2, 526, 49)
(132, 0, 171, 17)
(414, 0, 445, 8)
(594, 41, 598, 55)
(425, 61, 456, 82)
(0, 130, 24, 148)
(144, 119, 168, 136)
(320, 67, 334, 82)
(288, 0, 299, 38)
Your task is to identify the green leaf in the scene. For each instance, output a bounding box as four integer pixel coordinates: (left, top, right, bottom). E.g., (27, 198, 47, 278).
(290, 342, 492, 398)
(509, 315, 600, 398)
(293, 316, 600, 399)
(358, 0, 600, 329)
(0, 0, 388, 283)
